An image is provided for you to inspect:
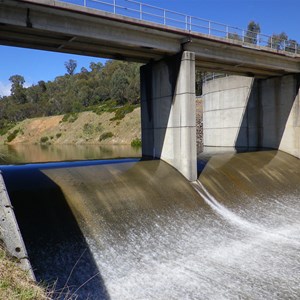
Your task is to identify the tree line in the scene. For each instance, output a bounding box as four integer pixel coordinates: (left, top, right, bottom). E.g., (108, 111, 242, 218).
(0, 60, 140, 130)
(228, 21, 299, 53)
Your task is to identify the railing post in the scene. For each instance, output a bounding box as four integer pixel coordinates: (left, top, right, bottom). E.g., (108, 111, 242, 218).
(270, 36, 273, 49)
(58, 0, 295, 55)
(139, 2, 142, 20)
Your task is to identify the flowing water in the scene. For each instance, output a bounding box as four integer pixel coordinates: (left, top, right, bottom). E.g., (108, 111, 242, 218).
(2, 149, 300, 299)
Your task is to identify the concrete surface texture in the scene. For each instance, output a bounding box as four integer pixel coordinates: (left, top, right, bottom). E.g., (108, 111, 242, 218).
(141, 51, 197, 181)
(0, 173, 34, 279)
(202, 75, 255, 148)
(202, 74, 300, 159)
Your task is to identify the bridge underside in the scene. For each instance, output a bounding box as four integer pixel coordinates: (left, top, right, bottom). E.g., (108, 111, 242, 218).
(2, 0, 300, 180)
(1, 0, 300, 77)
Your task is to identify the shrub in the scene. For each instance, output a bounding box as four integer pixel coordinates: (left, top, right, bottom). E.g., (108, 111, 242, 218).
(83, 123, 94, 135)
(6, 129, 19, 143)
(56, 133, 62, 138)
(40, 136, 49, 143)
(131, 138, 142, 148)
(110, 104, 136, 121)
(61, 112, 78, 123)
(92, 100, 118, 115)
(99, 132, 114, 141)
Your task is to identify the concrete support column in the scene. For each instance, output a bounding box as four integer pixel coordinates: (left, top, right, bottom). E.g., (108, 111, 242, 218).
(140, 51, 197, 181)
(202, 74, 300, 156)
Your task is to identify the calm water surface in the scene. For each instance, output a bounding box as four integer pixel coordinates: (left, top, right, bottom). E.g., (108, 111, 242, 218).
(0, 144, 141, 164)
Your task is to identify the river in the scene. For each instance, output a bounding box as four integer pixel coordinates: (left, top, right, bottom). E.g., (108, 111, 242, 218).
(1, 146, 300, 299)
(0, 144, 141, 164)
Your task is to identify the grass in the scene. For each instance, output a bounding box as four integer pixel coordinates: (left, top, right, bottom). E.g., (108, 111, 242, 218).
(91, 100, 117, 115)
(61, 113, 78, 123)
(83, 123, 104, 136)
(92, 101, 139, 121)
(110, 104, 138, 121)
(0, 244, 49, 300)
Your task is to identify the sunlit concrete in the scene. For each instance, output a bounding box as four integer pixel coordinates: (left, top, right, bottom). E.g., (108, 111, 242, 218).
(203, 74, 300, 159)
(141, 51, 197, 181)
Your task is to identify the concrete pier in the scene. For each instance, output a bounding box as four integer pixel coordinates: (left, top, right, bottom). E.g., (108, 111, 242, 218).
(203, 74, 300, 157)
(140, 51, 197, 181)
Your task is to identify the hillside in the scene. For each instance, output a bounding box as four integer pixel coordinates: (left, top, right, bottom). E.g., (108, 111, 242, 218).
(0, 108, 141, 146)
(0, 99, 203, 148)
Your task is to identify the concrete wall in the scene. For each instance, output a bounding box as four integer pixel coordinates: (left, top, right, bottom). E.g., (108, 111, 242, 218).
(259, 76, 299, 151)
(202, 75, 255, 148)
(203, 74, 300, 157)
(140, 51, 197, 181)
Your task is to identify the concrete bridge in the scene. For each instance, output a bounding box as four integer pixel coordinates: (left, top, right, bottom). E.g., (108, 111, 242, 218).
(1, 0, 300, 180)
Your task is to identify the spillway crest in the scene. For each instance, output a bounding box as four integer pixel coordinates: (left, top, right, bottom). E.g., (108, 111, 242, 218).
(2, 150, 300, 299)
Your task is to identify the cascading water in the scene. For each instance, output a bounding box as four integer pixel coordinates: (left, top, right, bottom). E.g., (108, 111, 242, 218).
(2, 150, 300, 299)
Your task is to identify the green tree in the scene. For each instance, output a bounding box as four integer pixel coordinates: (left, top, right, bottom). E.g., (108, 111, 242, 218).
(9, 75, 27, 104)
(110, 69, 129, 104)
(285, 39, 298, 53)
(64, 59, 77, 75)
(244, 21, 261, 45)
(268, 32, 288, 50)
(227, 32, 242, 42)
(1, 60, 141, 124)
(89, 62, 103, 73)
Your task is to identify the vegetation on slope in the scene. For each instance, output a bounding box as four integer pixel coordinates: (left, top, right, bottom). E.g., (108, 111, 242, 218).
(0, 244, 48, 300)
(0, 60, 141, 135)
(0, 108, 141, 146)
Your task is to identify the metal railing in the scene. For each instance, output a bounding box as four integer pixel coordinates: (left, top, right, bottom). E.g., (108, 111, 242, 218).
(202, 73, 229, 82)
(58, 0, 300, 55)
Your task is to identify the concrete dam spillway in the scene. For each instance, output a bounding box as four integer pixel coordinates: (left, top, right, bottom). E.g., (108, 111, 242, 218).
(2, 150, 300, 299)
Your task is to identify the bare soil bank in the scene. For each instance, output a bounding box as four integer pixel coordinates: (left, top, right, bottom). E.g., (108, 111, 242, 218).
(0, 108, 141, 146)
(1, 99, 203, 147)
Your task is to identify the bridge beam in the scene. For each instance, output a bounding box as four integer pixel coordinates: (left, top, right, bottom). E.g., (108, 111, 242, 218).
(140, 51, 197, 181)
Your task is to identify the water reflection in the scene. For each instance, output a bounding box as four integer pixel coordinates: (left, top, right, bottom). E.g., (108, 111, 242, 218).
(0, 144, 141, 164)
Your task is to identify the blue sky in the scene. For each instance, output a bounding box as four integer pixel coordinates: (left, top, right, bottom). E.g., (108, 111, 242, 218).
(1, 0, 299, 96)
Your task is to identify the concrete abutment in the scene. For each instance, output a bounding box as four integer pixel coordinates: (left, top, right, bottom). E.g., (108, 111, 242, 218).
(203, 74, 300, 158)
(140, 51, 197, 181)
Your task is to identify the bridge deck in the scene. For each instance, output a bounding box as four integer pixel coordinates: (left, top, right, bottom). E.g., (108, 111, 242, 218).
(1, 0, 300, 77)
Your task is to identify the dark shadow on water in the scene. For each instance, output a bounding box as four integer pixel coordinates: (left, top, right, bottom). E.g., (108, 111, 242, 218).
(2, 164, 111, 300)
